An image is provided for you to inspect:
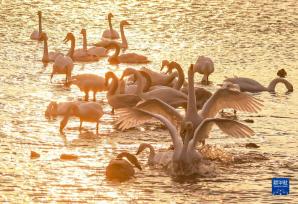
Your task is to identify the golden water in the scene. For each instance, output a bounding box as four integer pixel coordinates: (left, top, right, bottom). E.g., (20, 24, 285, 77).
(0, 0, 297, 203)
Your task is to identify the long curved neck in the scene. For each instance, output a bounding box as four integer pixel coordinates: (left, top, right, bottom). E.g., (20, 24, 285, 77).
(108, 75, 119, 96)
(38, 14, 42, 34)
(165, 73, 177, 85)
(60, 105, 73, 131)
(267, 78, 293, 92)
(43, 38, 49, 61)
(69, 37, 75, 59)
(186, 67, 197, 120)
(82, 33, 87, 51)
(172, 63, 185, 90)
(108, 16, 113, 32)
(120, 24, 128, 48)
(144, 144, 156, 163)
(112, 45, 120, 58)
(132, 71, 143, 95)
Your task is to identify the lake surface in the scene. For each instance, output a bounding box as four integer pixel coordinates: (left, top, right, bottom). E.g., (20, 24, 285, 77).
(0, 0, 297, 203)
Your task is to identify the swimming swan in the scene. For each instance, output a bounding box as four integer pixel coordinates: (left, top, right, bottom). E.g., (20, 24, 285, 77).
(59, 102, 104, 134)
(224, 76, 293, 93)
(106, 42, 150, 64)
(106, 152, 142, 181)
(101, 13, 120, 39)
(30, 11, 42, 40)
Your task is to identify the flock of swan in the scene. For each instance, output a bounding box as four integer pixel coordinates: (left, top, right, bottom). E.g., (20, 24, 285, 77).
(32, 11, 294, 181)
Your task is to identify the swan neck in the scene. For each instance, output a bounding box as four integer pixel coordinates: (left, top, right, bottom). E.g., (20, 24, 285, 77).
(38, 14, 42, 34)
(43, 38, 49, 61)
(186, 68, 197, 118)
(120, 24, 128, 48)
(108, 75, 119, 96)
(173, 64, 185, 90)
(134, 71, 143, 95)
(267, 78, 293, 92)
(69, 37, 75, 59)
(112, 45, 120, 58)
(108, 16, 113, 31)
(82, 33, 87, 51)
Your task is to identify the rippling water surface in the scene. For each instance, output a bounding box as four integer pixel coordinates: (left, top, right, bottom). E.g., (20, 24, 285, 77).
(0, 0, 297, 203)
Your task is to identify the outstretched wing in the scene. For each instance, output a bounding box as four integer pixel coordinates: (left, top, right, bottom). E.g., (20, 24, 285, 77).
(200, 88, 263, 118)
(191, 118, 254, 147)
(116, 99, 183, 130)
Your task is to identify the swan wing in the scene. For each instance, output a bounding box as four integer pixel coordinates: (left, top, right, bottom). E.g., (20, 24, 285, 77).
(200, 87, 263, 118)
(192, 118, 254, 147)
(116, 98, 183, 130)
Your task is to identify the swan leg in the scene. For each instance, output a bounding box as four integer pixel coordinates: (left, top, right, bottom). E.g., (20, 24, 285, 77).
(50, 73, 54, 83)
(79, 120, 83, 132)
(93, 91, 96, 102)
(111, 108, 115, 115)
(84, 91, 89, 101)
(96, 122, 99, 134)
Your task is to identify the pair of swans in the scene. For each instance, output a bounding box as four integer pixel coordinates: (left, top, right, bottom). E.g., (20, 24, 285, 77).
(59, 101, 104, 134)
(106, 152, 142, 181)
(116, 65, 263, 176)
(105, 42, 150, 64)
(95, 20, 129, 49)
(224, 76, 293, 93)
(69, 74, 107, 101)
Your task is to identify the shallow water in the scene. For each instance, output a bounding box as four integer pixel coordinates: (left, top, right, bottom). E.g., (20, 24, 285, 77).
(0, 0, 297, 203)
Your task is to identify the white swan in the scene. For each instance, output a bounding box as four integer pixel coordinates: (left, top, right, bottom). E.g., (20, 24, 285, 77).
(69, 74, 107, 101)
(224, 76, 293, 93)
(45, 101, 83, 119)
(120, 70, 152, 94)
(40, 32, 63, 63)
(30, 11, 42, 40)
(193, 56, 214, 85)
(136, 143, 173, 167)
(80, 29, 107, 57)
(64, 32, 100, 62)
(106, 42, 150, 64)
(116, 64, 263, 135)
(106, 152, 142, 181)
(59, 102, 104, 134)
(105, 71, 142, 114)
(95, 20, 129, 49)
(51, 54, 73, 84)
(101, 13, 120, 39)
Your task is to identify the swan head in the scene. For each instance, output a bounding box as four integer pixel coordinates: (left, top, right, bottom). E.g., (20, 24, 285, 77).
(160, 60, 170, 71)
(63, 32, 74, 43)
(39, 32, 48, 41)
(80, 29, 86, 35)
(37, 11, 42, 16)
(105, 71, 118, 87)
(117, 152, 142, 170)
(136, 143, 151, 155)
(120, 20, 130, 26)
(108, 13, 114, 19)
(277, 68, 287, 78)
(120, 68, 137, 81)
(139, 70, 152, 91)
(45, 101, 57, 119)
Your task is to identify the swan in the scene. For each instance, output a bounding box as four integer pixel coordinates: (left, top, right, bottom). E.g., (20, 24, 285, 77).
(40, 32, 63, 63)
(136, 143, 173, 167)
(277, 69, 287, 78)
(80, 29, 107, 57)
(69, 74, 107, 101)
(51, 54, 73, 84)
(224, 76, 293, 93)
(193, 56, 214, 85)
(106, 152, 142, 181)
(64, 32, 100, 62)
(59, 102, 104, 134)
(106, 42, 150, 64)
(45, 101, 83, 119)
(30, 11, 42, 40)
(120, 70, 152, 94)
(101, 13, 120, 39)
(116, 65, 263, 136)
(105, 71, 142, 114)
(95, 20, 129, 49)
